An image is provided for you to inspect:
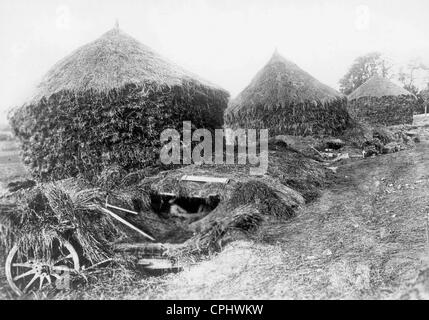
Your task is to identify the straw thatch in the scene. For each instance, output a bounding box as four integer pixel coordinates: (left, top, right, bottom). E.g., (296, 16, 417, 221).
(9, 27, 229, 180)
(347, 75, 416, 126)
(225, 51, 350, 136)
(0, 179, 129, 263)
(348, 75, 414, 100)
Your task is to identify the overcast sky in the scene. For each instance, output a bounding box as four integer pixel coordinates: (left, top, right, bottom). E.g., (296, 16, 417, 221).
(1, 0, 429, 124)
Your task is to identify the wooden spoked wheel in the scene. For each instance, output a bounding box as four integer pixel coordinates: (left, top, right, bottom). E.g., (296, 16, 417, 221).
(5, 239, 80, 296)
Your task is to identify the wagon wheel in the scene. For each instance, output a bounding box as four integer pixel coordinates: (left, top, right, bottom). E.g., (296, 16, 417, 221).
(5, 239, 80, 296)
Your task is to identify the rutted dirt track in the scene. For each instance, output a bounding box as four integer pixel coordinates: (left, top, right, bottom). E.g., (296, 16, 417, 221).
(147, 125, 429, 300)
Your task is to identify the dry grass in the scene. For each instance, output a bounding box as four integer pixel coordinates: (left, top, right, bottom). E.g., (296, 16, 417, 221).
(0, 180, 132, 264)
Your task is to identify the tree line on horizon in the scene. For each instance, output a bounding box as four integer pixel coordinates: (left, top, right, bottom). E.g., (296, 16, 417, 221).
(339, 52, 429, 97)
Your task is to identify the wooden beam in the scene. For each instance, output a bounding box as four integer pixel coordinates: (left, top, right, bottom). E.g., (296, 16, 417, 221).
(106, 203, 138, 215)
(114, 242, 166, 252)
(101, 208, 155, 241)
(180, 175, 229, 184)
(158, 192, 176, 197)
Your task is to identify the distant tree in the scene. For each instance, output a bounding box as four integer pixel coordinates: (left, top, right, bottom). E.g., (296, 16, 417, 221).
(339, 52, 392, 95)
(398, 59, 429, 96)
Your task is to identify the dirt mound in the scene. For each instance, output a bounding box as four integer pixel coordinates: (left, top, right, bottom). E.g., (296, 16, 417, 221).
(111, 151, 316, 254)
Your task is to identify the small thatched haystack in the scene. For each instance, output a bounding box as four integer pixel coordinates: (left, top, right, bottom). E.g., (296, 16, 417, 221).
(347, 75, 416, 126)
(9, 26, 229, 180)
(225, 51, 350, 136)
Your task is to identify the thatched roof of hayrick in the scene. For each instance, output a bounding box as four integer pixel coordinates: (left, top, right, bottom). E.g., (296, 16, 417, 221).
(226, 51, 344, 115)
(348, 75, 414, 100)
(27, 27, 225, 104)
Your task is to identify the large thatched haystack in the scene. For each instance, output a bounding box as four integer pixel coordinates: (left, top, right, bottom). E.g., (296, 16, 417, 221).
(9, 27, 229, 180)
(347, 75, 416, 126)
(225, 51, 350, 136)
